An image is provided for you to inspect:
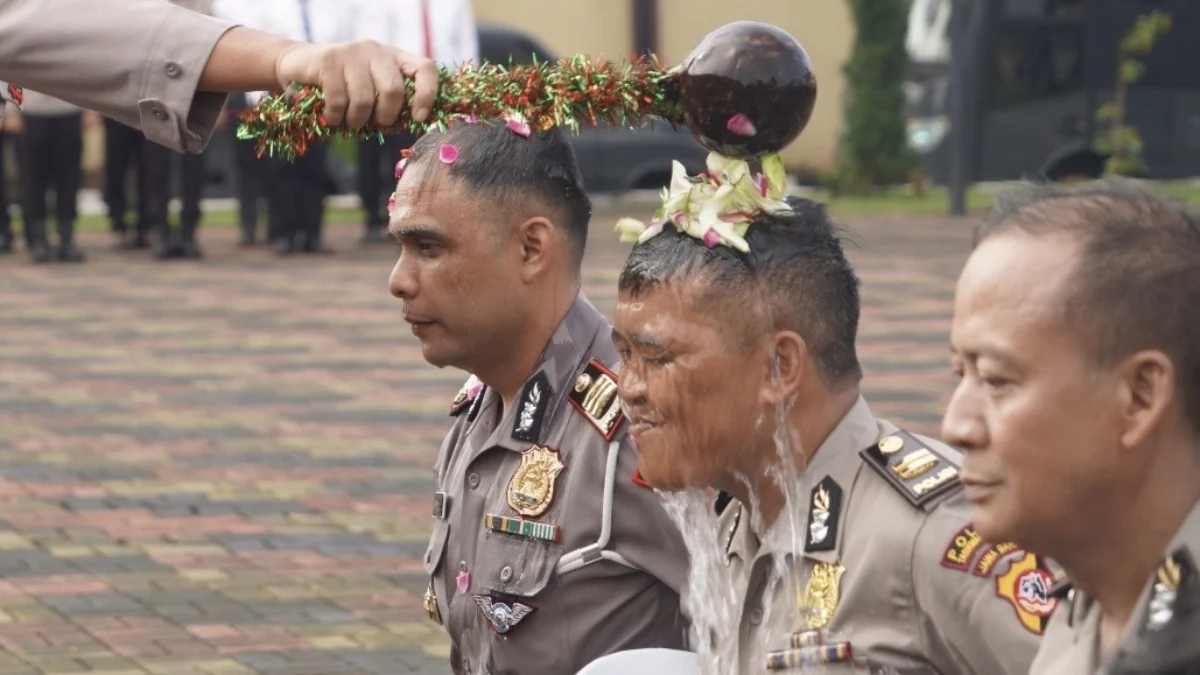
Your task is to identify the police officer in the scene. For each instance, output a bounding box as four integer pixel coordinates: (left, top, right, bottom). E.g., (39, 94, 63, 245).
(941, 180, 1200, 675)
(613, 165, 1042, 673)
(388, 122, 688, 674)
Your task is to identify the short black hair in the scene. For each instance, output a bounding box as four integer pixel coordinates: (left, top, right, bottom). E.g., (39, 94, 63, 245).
(408, 122, 592, 271)
(974, 179, 1200, 435)
(617, 197, 863, 389)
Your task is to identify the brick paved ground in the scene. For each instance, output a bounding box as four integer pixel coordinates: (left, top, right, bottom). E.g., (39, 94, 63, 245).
(0, 211, 974, 674)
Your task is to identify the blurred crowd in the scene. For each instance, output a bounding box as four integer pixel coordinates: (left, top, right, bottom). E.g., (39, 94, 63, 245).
(0, 0, 478, 264)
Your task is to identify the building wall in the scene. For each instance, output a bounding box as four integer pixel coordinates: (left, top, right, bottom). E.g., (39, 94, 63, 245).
(472, 0, 854, 176)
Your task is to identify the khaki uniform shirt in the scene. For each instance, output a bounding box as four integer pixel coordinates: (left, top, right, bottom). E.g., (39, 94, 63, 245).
(0, 0, 232, 153)
(422, 295, 689, 675)
(719, 397, 1045, 674)
(1031, 500, 1200, 675)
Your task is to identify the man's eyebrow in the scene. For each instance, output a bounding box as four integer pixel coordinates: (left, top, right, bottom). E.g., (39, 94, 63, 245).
(615, 330, 669, 350)
(388, 223, 444, 240)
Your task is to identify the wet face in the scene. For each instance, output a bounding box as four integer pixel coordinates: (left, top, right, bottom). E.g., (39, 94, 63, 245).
(613, 279, 772, 491)
(387, 161, 526, 370)
(942, 231, 1128, 551)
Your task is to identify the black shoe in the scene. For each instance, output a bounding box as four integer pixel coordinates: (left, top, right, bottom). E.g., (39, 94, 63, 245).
(29, 241, 51, 264)
(274, 237, 295, 256)
(180, 239, 203, 259)
(58, 241, 85, 263)
(303, 238, 333, 255)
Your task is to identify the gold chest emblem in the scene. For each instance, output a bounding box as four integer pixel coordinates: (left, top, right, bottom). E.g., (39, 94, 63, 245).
(800, 562, 846, 630)
(506, 445, 566, 517)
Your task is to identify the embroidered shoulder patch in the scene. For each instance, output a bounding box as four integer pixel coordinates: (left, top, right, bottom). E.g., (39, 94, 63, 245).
(859, 431, 960, 509)
(941, 525, 985, 572)
(567, 359, 624, 440)
(972, 541, 1023, 578)
(995, 551, 1057, 635)
(449, 375, 484, 417)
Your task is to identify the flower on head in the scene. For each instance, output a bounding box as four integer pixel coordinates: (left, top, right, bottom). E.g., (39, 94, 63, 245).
(439, 143, 459, 164)
(394, 159, 407, 179)
(505, 113, 531, 138)
(614, 151, 791, 253)
(457, 113, 480, 125)
(726, 113, 758, 137)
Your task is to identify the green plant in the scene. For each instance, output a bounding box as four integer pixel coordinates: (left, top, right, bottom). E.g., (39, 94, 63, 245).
(1094, 11, 1172, 177)
(836, 0, 918, 193)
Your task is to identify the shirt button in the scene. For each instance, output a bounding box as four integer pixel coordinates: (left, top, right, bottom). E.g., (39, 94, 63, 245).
(499, 565, 513, 582)
(467, 473, 480, 489)
(164, 61, 182, 78)
(748, 607, 764, 625)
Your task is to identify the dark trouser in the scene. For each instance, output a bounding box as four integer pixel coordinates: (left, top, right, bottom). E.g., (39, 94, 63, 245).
(232, 128, 268, 238)
(0, 133, 11, 246)
(357, 132, 414, 230)
(103, 117, 146, 234)
(142, 140, 204, 244)
(270, 143, 328, 247)
(18, 113, 82, 246)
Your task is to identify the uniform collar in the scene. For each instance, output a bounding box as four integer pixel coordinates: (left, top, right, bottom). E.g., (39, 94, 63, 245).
(470, 294, 608, 457)
(724, 396, 880, 565)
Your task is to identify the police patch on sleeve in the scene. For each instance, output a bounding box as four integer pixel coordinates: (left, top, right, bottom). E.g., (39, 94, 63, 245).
(995, 552, 1057, 635)
(941, 524, 985, 572)
(859, 431, 959, 508)
(568, 360, 624, 440)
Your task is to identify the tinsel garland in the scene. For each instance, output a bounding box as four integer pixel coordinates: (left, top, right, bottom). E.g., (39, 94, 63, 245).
(238, 55, 684, 161)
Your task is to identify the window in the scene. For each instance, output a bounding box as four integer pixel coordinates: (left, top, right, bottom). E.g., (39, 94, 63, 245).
(988, 24, 1085, 108)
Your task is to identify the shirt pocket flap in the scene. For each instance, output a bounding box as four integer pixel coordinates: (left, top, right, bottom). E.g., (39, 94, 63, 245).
(476, 531, 560, 597)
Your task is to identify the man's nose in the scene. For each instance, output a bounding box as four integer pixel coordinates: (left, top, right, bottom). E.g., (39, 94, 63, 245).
(942, 380, 987, 452)
(389, 255, 417, 300)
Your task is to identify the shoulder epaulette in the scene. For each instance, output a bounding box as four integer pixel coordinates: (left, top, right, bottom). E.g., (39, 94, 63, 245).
(567, 359, 624, 440)
(449, 375, 484, 417)
(859, 430, 960, 509)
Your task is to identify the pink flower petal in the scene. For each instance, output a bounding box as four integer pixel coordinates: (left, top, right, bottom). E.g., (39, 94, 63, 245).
(467, 380, 484, 398)
(394, 159, 407, 179)
(459, 113, 479, 125)
(439, 143, 459, 164)
(755, 173, 768, 197)
(671, 211, 690, 227)
(702, 229, 722, 248)
(387, 193, 397, 213)
(506, 117, 531, 138)
(726, 113, 758, 137)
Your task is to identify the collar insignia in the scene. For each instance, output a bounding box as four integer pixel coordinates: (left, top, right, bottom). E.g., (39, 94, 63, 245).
(1147, 549, 1193, 631)
(567, 359, 624, 440)
(511, 371, 550, 443)
(805, 476, 842, 552)
(449, 375, 484, 417)
(473, 595, 535, 635)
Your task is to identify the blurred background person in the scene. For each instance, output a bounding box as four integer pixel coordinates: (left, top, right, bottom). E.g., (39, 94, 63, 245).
(350, 0, 479, 244)
(103, 114, 149, 250)
(7, 90, 95, 264)
(140, 0, 214, 260)
(213, 0, 353, 256)
(0, 105, 13, 254)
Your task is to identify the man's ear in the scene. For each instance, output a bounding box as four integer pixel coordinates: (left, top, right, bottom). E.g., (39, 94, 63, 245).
(760, 330, 807, 406)
(1117, 349, 1176, 450)
(516, 216, 554, 281)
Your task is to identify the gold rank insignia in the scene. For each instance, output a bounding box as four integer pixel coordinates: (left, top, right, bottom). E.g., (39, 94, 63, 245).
(506, 445, 565, 517)
(800, 562, 845, 631)
(859, 430, 960, 509)
(568, 360, 625, 440)
(423, 583, 443, 625)
(995, 551, 1057, 635)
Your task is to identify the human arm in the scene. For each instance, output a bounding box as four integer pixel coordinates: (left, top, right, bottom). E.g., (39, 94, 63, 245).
(0, 0, 436, 153)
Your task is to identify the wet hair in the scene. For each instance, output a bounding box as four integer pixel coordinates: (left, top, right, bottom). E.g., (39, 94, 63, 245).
(408, 122, 592, 272)
(617, 197, 863, 390)
(1105, 574, 1200, 675)
(974, 179, 1200, 436)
